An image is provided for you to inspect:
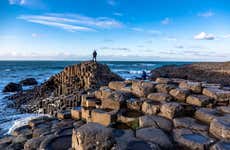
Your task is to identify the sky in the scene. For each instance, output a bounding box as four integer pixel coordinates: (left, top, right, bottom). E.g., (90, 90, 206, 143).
(0, 0, 230, 61)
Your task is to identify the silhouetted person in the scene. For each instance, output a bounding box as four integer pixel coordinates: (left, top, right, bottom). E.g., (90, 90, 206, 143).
(142, 70, 147, 80)
(93, 50, 97, 62)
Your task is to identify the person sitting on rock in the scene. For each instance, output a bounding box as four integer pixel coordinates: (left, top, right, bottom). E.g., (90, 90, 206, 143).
(142, 70, 147, 80)
(93, 50, 97, 62)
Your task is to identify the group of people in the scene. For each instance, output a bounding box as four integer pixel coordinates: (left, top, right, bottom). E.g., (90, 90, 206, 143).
(92, 50, 148, 80)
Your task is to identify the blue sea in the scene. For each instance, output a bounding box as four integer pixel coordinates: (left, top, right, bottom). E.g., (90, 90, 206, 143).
(0, 61, 191, 136)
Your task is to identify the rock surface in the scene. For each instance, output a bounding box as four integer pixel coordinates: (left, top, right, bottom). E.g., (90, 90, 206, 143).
(3, 82, 22, 92)
(19, 78, 38, 86)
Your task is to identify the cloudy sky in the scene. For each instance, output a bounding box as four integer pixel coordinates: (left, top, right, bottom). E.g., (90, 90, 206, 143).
(0, 0, 230, 61)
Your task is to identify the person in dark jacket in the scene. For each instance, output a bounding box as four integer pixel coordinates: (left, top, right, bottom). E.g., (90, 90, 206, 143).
(93, 50, 97, 62)
(142, 70, 147, 80)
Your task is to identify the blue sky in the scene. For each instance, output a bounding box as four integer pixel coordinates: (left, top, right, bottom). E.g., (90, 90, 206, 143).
(0, 0, 230, 61)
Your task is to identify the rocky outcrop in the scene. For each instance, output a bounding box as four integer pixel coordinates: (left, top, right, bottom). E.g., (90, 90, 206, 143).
(8, 61, 123, 113)
(150, 62, 230, 86)
(2, 63, 230, 150)
(19, 78, 38, 86)
(3, 82, 22, 92)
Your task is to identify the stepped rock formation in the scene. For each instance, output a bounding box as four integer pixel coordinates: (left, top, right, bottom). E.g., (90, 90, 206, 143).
(150, 62, 230, 86)
(2, 77, 230, 150)
(8, 61, 123, 113)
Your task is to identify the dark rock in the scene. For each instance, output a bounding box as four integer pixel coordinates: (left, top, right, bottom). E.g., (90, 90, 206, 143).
(19, 78, 38, 86)
(3, 82, 22, 92)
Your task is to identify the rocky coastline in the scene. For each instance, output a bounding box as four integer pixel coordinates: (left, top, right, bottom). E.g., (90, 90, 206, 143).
(1, 61, 230, 150)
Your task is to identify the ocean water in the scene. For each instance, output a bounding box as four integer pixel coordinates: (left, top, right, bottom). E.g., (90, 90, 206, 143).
(0, 61, 191, 136)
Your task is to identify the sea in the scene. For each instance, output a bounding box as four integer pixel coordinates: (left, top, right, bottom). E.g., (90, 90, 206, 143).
(0, 61, 191, 137)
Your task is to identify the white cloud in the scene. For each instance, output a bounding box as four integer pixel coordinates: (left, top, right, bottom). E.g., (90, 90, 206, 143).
(9, 0, 26, 5)
(223, 34, 230, 39)
(131, 27, 144, 32)
(18, 13, 123, 32)
(198, 11, 214, 17)
(113, 12, 123, 16)
(161, 17, 170, 25)
(194, 32, 215, 40)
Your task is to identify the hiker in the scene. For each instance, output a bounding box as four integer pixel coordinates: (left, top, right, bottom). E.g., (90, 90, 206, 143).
(142, 70, 147, 80)
(93, 50, 97, 62)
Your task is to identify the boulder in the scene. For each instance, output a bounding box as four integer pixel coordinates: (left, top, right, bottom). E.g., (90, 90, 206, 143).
(147, 92, 172, 102)
(209, 116, 230, 139)
(139, 115, 173, 132)
(136, 127, 173, 149)
(160, 102, 184, 119)
(132, 80, 156, 97)
(72, 123, 115, 150)
(179, 81, 202, 93)
(24, 136, 45, 150)
(155, 83, 176, 94)
(71, 107, 82, 120)
(203, 88, 230, 102)
(195, 108, 223, 124)
(91, 109, 117, 126)
(186, 94, 210, 107)
(173, 117, 208, 132)
(141, 100, 161, 115)
(108, 81, 127, 90)
(126, 98, 144, 111)
(173, 128, 215, 150)
(169, 88, 190, 102)
(57, 110, 71, 120)
(3, 82, 22, 92)
(19, 78, 38, 86)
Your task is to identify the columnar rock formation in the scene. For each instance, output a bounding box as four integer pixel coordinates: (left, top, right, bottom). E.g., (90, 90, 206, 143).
(8, 61, 123, 113)
(2, 76, 230, 150)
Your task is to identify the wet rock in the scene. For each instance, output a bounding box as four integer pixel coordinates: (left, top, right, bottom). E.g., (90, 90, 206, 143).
(210, 140, 230, 150)
(19, 78, 38, 86)
(173, 117, 208, 132)
(91, 109, 117, 126)
(209, 116, 230, 139)
(132, 80, 156, 97)
(169, 88, 190, 102)
(28, 116, 54, 128)
(139, 115, 173, 132)
(72, 123, 115, 150)
(136, 127, 173, 149)
(179, 81, 202, 94)
(125, 140, 161, 150)
(160, 102, 184, 119)
(195, 108, 223, 124)
(3, 82, 22, 92)
(12, 125, 32, 137)
(39, 134, 72, 150)
(147, 92, 172, 102)
(24, 136, 46, 150)
(141, 100, 161, 115)
(173, 128, 215, 150)
(0, 136, 13, 149)
(186, 94, 210, 107)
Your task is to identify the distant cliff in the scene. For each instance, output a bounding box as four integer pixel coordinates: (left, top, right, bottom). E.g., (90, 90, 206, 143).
(150, 62, 230, 86)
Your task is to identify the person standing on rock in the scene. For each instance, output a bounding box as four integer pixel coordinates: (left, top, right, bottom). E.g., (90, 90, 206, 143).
(93, 50, 97, 62)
